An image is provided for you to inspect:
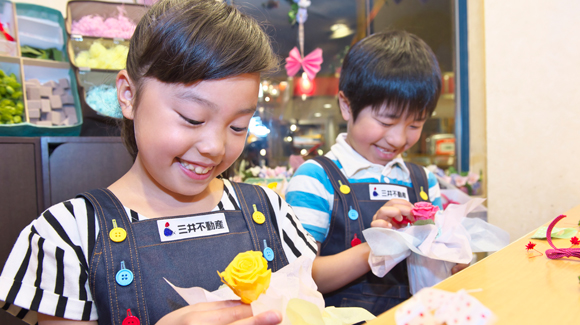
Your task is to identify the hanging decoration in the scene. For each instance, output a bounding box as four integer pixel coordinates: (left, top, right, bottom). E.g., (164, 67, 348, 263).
(284, 0, 323, 82)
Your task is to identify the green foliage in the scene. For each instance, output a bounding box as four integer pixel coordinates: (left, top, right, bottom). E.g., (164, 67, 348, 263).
(0, 70, 23, 124)
(21, 46, 64, 62)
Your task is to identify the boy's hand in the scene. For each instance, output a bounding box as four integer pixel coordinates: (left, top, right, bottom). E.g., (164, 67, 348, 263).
(451, 263, 470, 274)
(371, 199, 414, 229)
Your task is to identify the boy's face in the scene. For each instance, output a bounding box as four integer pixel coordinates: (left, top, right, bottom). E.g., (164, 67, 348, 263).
(339, 92, 427, 166)
(122, 73, 259, 199)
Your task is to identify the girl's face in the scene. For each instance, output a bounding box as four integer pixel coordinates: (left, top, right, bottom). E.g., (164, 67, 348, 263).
(125, 73, 260, 199)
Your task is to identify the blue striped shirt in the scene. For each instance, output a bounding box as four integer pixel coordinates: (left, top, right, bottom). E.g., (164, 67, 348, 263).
(286, 133, 443, 243)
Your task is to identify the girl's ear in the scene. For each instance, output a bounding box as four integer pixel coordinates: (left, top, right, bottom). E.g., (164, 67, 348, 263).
(338, 91, 352, 122)
(116, 70, 136, 120)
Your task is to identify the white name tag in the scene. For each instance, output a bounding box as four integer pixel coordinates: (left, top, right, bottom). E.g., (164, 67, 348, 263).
(369, 184, 409, 201)
(157, 213, 229, 242)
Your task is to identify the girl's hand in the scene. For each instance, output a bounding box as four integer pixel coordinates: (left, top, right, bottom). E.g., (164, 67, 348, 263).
(38, 301, 282, 325)
(156, 300, 282, 325)
(371, 199, 414, 229)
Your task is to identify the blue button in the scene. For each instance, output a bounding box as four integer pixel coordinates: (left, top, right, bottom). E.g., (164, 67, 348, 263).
(116, 261, 134, 286)
(348, 207, 359, 220)
(264, 247, 274, 261)
(263, 239, 274, 261)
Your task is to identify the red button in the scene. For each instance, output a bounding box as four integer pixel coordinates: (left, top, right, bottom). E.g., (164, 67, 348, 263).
(351, 234, 361, 247)
(122, 309, 140, 325)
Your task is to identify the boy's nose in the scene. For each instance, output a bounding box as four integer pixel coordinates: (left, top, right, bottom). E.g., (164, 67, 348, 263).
(386, 128, 407, 148)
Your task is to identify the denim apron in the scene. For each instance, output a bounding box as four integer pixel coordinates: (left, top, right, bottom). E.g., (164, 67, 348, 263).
(79, 182, 288, 325)
(312, 156, 429, 316)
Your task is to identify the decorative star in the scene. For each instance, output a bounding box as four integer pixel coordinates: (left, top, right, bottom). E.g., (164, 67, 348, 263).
(525, 241, 536, 251)
(570, 236, 580, 246)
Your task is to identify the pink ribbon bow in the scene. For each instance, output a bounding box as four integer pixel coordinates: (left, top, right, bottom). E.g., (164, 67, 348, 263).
(285, 46, 323, 81)
(545, 214, 580, 259)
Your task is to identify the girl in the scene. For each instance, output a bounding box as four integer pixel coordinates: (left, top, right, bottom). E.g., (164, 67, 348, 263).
(0, 0, 317, 324)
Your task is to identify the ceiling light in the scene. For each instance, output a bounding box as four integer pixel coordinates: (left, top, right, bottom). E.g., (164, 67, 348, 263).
(330, 23, 354, 39)
(314, 112, 322, 117)
(324, 103, 332, 109)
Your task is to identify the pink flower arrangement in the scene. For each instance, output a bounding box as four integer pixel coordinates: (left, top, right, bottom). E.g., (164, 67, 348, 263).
(411, 202, 440, 221)
(393, 202, 439, 226)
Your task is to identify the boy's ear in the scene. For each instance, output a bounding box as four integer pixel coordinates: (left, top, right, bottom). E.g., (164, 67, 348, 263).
(338, 91, 352, 122)
(116, 70, 136, 120)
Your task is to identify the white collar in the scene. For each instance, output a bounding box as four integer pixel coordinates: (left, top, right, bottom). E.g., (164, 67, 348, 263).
(330, 133, 410, 179)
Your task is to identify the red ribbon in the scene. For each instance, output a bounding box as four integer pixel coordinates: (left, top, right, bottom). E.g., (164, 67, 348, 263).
(545, 214, 580, 259)
(0, 20, 14, 42)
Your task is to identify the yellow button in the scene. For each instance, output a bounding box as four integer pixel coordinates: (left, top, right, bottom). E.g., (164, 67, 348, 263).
(420, 186, 429, 201)
(109, 219, 127, 243)
(110, 228, 127, 243)
(338, 180, 350, 194)
(252, 204, 265, 224)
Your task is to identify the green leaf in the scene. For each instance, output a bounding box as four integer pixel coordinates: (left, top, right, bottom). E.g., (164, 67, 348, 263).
(413, 219, 435, 226)
(20, 46, 43, 56)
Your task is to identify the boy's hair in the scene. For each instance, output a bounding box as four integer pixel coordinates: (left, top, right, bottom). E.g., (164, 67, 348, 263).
(122, 0, 278, 157)
(339, 30, 442, 121)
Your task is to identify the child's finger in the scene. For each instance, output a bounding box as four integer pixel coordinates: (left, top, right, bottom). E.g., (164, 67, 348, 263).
(189, 300, 243, 312)
(394, 204, 414, 221)
(370, 219, 392, 228)
(231, 310, 283, 325)
(387, 199, 413, 208)
(373, 206, 403, 222)
(201, 303, 254, 324)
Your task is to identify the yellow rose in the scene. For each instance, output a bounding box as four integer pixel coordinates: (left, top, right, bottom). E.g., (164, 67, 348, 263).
(218, 251, 271, 304)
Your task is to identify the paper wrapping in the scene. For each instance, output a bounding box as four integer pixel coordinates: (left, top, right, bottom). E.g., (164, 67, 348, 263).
(166, 256, 375, 325)
(395, 288, 497, 325)
(364, 198, 510, 294)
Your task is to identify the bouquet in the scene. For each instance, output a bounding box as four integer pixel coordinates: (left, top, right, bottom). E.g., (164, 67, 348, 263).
(364, 199, 509, 294)
(167, 253, 375, 325)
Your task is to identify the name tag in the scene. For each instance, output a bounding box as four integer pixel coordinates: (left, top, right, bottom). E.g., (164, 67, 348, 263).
(369, 184, 409, 201)
(157, 213, 229, 242)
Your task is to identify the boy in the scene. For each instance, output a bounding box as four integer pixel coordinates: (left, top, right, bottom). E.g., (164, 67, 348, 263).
(286, 30, 452, 315)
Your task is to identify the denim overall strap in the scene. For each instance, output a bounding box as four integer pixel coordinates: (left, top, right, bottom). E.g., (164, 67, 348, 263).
(230, 182, 289, 271)
(311, 156, 365, 250)
(79, 189, 150, 325)
(405, 162, 430, 202)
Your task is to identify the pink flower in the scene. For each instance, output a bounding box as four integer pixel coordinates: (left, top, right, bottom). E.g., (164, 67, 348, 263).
(452, 175, 468, 187)
(466, 172, 480, 185)
(411, 202, 440, 221)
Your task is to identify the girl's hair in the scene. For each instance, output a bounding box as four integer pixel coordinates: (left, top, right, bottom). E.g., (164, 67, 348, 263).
(122, 0, 278, 158)
(339, 30, 442, 121)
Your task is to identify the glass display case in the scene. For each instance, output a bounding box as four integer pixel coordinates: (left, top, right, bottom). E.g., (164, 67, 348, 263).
(233, 0, 459, 179)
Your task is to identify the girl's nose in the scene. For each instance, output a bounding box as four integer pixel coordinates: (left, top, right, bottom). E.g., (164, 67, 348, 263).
(196, 129, 225, 157)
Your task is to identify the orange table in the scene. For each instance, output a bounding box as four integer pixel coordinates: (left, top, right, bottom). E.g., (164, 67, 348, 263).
(367, 204, 580, 324)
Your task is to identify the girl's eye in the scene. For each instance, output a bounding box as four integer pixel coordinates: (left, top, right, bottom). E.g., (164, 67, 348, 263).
(180, 114, 203, 125)
(231, 126, 247, 132)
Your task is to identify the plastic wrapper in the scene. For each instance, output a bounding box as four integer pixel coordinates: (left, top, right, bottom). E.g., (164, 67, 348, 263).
(364, 198, 509, 294)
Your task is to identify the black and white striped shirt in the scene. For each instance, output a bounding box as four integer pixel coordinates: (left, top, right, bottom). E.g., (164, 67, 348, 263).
(0, 180, 317, 324)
